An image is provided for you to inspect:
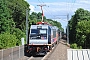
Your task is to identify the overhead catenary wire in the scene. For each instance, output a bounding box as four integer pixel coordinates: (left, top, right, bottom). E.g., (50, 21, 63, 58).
(40, 0, 55, 17)
(38, 0, 56, 20)
(37, 4, 46, 22)
(66, 0, 76, 17)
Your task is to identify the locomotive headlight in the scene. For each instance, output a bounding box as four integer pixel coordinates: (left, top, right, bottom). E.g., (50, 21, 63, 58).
(37, 36, 40, 37)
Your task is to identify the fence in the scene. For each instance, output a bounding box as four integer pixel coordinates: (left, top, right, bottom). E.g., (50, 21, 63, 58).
(0, 45, 24, 60)
(67, 49, 90, 60)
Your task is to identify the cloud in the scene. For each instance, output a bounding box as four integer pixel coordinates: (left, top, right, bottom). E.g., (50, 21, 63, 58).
(27, 0, 90, 17)
(76, 0, 90, 4)
(38, 1, 90, 22)
(26, 0, 90, 32)
(29, 5, 35, 12)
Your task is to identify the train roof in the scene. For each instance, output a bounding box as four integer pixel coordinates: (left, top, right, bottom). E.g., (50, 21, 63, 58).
(30, 22, 59, 30)
(36, 22, 51, 25)
(49, 26, 59, 30)
(30, 24, 50, 29)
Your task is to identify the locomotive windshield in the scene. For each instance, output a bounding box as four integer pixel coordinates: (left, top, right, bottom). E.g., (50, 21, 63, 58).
(30, 29, 47, 39)
(40, 29, 46, 34)
(31, 29, 39, 34)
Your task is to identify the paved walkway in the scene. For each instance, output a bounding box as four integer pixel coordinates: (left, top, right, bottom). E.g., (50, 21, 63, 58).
(47, 40, 70, 60)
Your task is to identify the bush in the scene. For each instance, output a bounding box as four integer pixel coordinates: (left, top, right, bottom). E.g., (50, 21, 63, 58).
(12, 28, 26, 45)
(0, 32, 18, 49)
(70, 43, 82, 49)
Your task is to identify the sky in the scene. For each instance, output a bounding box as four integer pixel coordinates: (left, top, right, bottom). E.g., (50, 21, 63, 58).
(25, 0, 90, 32)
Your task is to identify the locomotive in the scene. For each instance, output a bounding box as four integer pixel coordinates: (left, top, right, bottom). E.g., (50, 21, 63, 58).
(25, 22, 62, 56)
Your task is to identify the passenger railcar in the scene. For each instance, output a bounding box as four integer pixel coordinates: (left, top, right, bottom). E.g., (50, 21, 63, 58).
(25, 22, 61, 56)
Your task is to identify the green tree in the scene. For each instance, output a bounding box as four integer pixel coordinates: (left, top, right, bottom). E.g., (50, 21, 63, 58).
(12, 28, 26, 46)
(0, 32, 18, 49)
(6, 0, 30, 31)
(69, 8, 90, 43)
(30, 12, 46, 23)
(76, 20, 90, 48)
(0, 0, 15, 33)
(45, 19, 63, 31)
(69, 8, 90, 48)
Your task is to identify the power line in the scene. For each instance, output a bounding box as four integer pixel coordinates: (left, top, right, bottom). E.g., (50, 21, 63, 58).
(38, 0, 55, 20)
(37, 4, 46, 22)
(67, 0, 76, 15)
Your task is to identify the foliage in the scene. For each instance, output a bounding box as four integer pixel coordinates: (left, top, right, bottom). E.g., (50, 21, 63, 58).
(70, 43, 82, 49)
(70, 43, 78, 49)
(69, 8, 90, 48)
(0, 32, 18, 49)
(29, 12, 46, 24)
(12, 28, 26, 46)
(76, 20, 90, 48)
(0, 0, 28, 49)
(45, 19, 63, 30)
(0, 0, 15, 33)
(6, 0, 30, 31)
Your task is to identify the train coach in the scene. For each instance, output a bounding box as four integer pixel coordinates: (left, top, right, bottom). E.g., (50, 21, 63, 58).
(25, 22, 62, 56)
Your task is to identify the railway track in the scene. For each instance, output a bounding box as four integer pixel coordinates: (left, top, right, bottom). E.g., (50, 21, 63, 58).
(27, 56, 43, 60)
(26, 47, 55, 60)
(26, 42, 59, 60)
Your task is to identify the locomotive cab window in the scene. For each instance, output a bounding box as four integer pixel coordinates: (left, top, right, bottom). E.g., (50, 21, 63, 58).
(30, 29, 47, 39)
(40, 29, 47, 34)
(31, 29, 39, 34)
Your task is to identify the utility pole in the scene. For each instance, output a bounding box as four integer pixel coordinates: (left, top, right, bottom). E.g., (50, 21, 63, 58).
(37, 4, 46, 22)
(26, 9, 29, 44)
(67, 14, 69, 44)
